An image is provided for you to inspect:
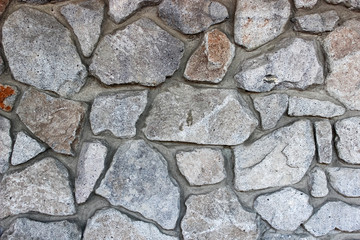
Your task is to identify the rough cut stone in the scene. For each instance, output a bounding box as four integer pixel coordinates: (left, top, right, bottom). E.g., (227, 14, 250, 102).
(0, 158, 76, 219)
(96, 140, 180, 230)
(309, 167, 329, 198)
(335, 117, 360, 164)
(235, 38, 324, 92)
(144, 83, 258, 145)
(90, 18, 183, 86)
(252, 93, 288, 130)
(288, 96, 345, 118)
(176, 148, 226, 186)
(294, 0, 318, 8)
(304, 201, 360, 236)
(0, 84, 18, 112)
(184, 29, 235, 83)
(90, 91, 147, 138)
(314, 120, 333, 164)
(83, 208, 177, 240)
(254, 187, 313, 231)
(16, 88, 87, 155)
(61, 0, 104, 57)
(0, 116, 11, 174)
(328, 167, 360, 197)
(234, 120, 315, 191)
(234, 0, 291, 50)
(293, 11, 339, 33)
(75, 141, 107, 204)
(2, 7, 87, 97)
(1, 218, 81, 240)
(159, 0, 228, 35)
(181, 187, 259, 240)
(11, 131, 46, 166)
(325, 0, 360, 9)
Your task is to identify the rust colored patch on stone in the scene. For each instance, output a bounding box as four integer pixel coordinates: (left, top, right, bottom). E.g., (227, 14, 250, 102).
(0, 0, 9, 15)
(0, 85, 15, 111)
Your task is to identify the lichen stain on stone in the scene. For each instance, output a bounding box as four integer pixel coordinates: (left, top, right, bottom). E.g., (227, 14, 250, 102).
(0, 85, 15, 111)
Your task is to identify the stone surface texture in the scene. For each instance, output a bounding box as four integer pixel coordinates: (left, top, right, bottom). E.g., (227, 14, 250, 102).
(314, 120, 333, 164)
(0, 116, 11, 174)
(294, 0, 318, 8)
(293, 11, 339, 33)
(325, 0, 360, 8)
(309, 167, 329, 198)
(0, 84, 17, 112)
(328, 167, 360, 197)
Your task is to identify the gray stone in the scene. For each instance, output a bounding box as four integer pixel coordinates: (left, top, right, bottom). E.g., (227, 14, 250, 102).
(11, 131, 46, 166)
(176, 148, 226, 186)
(288, 96, 345, 118)
(309, 167, 329, 198)
(304, 201, 360, 236)
(325, 0, 360, 9)
(252, 93, 288, 130)
(181, 187, 259, 240)
(96, 140, 180, 230)
(0, 116, 11, 174)
(254, 187, 313, 231)
(158, 0, 228, 35)
(90, 90, 147, 138)
(235, 38, 324, 92)
(90, 18, 183, 86)
(335, 117, 360, 164)
(262, 230, 316, 240)
(2, 7, 87, 97)
(294, 0, 318, 8)
(0, 84, 18, 112)
(314, 120, 333, 164)
(234, 120, 315, 191)
(83, 208, 177, 240)
(234, 0, 291, 50)
(0, 158, 75, 219)
(0, 218, 81, 240)
(293, 11, 339, 33)
(143, 83, 258, 145)
(16, 88, 87, 155)
(328, 167, 360, 197)
(61, 0, 104, 57)
(75, 141, 107, 204)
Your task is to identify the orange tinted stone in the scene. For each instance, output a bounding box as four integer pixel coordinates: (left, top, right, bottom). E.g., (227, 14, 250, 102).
(0, 84, 16, 112)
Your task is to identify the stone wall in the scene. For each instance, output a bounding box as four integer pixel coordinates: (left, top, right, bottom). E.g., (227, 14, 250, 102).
(0, 0, 360, 239)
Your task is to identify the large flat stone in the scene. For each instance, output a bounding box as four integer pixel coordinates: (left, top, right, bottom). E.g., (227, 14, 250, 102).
(314, 120, 333, 164)
(143, 83, 258, 145)
(0, 116, 11, 174)
(109, 0, 160, 23)
(234, 120, 315, 191)
(335, 117, 360, 164)
(90, 18, 184, 86)
(328, 167, 360, 197)
(293, 11, 339, 33)
(2, 7, 87, 97)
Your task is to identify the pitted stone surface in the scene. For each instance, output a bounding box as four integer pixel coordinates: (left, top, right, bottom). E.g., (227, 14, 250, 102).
(90, 90, 147, 138)
(90, 18, 183, 86)
(83, 208, 177, 240)
(184, 29, 235, 83)
(0, 84, 18, 112)
(234, 0, 291, 50)
(159, 0, 228, 35)
(234, 120, 315, 191)
(294, 0, 318, 8)
(2, 7, 87, 97)
(176, 148, 226, 186)
(11, 131, 46, 166)
(235, 38, 324, 92)
(16, 88, 87, 155)
(143, 83, 258, 145)
(0, 116, 11, 174)
(61, 0, 104, 57)
(310, 167, 329, 198)
(294, 11, 339, 33)
(254, 187, 313, 231)
(328, 167, 360, 197)
(96, 140, 180, 230)
(315, 120, 333, 164)
(0, 158, 75, 219)
(304, 201, 360, 236)
(335, 117, 360, 164)
(325, 0, 360, 9)
(0, 218, 81, 240)
(181, 187, 259, 240)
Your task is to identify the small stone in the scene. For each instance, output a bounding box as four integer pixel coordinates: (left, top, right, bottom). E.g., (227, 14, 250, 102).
(0, 84, 18, 112)
(90, 18, 183, 86)
(75, 141, 107, 204)
(294, 0, 318, 9)
(90, 90, 147, 138)
(234, 0, 291, 50)
(335, 117, 360, 164)
(61, 0, 104, 57)
(0, 158, 76, 219)
(16, 88, 87, 155)
(309, 167, 329, 198)
(294, 11, 339, 33)
(143, 83, 258, 145)
(314, 120, 333, 164)
(3, 7, 87, 97)
(252, 93, 288, 130)
(254, 187, 313, 231)
(176, 148, 226, 186)
(184, 29, 234, 83)
(328, 167, 360, 197)
(234, 120, 315, 191)
(96, 140, 180, 230)
(181, 187, 259, 240)
(159, 0, 228, 35)
(235, 38, 324, 92)
(83, 208, 177, 240)
(325, 0, 360, 9)
(0, 116, 11, 174)
(0, 218, 81, 240)
(304, 201, 360, 236)
(11, 131, 46, 166)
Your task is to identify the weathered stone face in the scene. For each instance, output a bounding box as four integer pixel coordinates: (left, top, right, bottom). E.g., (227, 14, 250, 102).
(325, 0, 360, 9)
(328, 167, 360, 197)
(293, 11, 339, 33)
(294, 0, 318, 8)
(0, 116, 11, 174)
(0, 84, 18, 112)
(335, 117, 360, 164)
(314, 120, 333, 164)
(309, 167, 329, 198)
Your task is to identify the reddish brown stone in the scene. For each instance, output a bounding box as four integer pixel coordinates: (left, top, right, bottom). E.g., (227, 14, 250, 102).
(0, 0, 9, 16)
(0, 84, 17, 112)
